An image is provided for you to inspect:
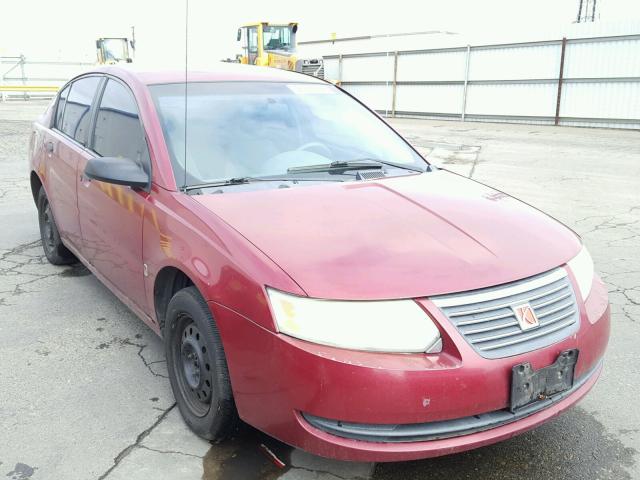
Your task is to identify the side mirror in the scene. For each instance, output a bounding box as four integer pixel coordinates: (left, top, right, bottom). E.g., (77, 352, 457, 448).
(237, 28, 242, 41)
(84, 156, 150, 190)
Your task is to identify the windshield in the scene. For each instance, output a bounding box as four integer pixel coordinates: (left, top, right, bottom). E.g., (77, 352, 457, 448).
(150, 82, 426, 187)
(263, 26, 294, 51)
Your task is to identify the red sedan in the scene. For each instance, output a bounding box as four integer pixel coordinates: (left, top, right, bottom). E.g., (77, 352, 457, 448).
(28, 64, 609, 462)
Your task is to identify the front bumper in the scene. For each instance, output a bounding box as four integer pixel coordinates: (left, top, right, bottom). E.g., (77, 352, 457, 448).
(302, 357, 599, 443)
(210, 275, 610, 462)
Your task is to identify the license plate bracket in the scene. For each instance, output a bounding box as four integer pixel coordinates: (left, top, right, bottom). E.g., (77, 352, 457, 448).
(510, 349, 579, 412)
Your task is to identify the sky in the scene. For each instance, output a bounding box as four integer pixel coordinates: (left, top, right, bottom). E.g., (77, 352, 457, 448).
(2, 0, 640, 67)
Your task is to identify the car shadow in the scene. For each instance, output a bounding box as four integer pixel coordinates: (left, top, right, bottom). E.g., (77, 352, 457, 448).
(374, 407, 637, 480)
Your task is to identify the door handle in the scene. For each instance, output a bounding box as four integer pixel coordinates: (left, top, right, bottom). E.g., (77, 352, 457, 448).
(45, 141, 54, 153)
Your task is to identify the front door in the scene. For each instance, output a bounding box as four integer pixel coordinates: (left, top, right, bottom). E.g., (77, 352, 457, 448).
(77, 78, 150, 311)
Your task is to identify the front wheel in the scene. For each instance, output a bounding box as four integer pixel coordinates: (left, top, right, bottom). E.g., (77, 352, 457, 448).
(164, 286, 238, 440)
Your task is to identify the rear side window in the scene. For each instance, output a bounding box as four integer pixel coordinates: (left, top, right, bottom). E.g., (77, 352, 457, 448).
(93, 79, 149, 167)
(54, 85, 69, 129)
(61, 76, 101, 145)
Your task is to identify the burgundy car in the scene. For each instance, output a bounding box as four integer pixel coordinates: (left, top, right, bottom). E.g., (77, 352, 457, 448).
(29, 64, 609, 462)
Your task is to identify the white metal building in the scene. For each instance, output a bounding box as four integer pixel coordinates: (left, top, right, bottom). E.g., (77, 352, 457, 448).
(313, 21, 640, 129)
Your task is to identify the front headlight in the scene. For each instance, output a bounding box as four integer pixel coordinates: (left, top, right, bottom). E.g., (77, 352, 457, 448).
(567, 245, 594, 301)
(267, 289, 442, 353)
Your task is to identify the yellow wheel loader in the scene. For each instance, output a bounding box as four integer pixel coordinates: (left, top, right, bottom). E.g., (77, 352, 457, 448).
(96, 28, 136, 65)
(236, 22, 324, 78)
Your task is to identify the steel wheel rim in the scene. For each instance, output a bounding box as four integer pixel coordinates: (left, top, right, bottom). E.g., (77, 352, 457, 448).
(173, 315, 213, 417)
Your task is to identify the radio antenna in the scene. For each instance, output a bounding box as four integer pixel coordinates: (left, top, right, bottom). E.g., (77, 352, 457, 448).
(183, 0, 189, 189)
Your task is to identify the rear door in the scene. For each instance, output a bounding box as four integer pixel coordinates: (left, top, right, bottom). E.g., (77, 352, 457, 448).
(77, 77, 150, 310)
(45, 76, 102, 250)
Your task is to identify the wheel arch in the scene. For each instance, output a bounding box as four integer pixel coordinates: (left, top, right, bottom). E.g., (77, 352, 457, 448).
(154, 265, 197, 332)
(30, 170, 43, 205)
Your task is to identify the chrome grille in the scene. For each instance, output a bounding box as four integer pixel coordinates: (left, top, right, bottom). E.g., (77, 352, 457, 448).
(431, 268, 579, 359)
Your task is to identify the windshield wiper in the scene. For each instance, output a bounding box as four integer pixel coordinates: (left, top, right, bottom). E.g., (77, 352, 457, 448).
(287, 160, 383, 174)
(350, 157, 426, 173)
(287, 159, 425, 174)
(183, 177, 255, 191)
(183, 175, 345, 192)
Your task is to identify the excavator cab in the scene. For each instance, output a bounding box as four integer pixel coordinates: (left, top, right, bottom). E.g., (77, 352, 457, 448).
(96, 38, 132, 65)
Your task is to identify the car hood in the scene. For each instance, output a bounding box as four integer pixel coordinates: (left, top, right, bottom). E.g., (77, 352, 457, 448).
(193, 171, 581, 300)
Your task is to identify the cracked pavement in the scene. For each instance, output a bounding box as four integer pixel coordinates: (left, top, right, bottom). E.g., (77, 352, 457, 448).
(0, 102, 638, 480)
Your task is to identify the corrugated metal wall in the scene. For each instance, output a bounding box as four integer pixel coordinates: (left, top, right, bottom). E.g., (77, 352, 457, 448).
(323, 34, 640, 129)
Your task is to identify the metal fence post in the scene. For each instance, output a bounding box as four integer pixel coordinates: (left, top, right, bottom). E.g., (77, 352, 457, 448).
(461, 45, 471, 121)
(0, 60, 5, 102)
(555, 37, 567, 126)
(20, 55, 28, 101)
(338, 54, 343, 85)
(391, 51, 399, 117)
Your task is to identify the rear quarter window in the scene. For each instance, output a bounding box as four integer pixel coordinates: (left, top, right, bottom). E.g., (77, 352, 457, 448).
(53, 85, 70, 129)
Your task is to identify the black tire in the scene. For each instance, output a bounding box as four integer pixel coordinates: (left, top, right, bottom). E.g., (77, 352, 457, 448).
(37, 186, 76, 265)
(164, 286, 238, 440)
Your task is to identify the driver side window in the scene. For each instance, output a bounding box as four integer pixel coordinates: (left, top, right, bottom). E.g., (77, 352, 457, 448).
(92, 79, 150, 170)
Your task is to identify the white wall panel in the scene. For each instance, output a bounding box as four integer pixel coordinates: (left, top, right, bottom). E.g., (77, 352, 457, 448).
(466, 83, 558, 117)
(322, 58, 340, 82)
(469, 44, 561, 80)
(561, 81, 640, 119)
(563, 39, 640, 78)
(341, 55, 394, 82)
(395, 84, 463, 114)
(397, 51, 466, 81)
(342, 84, 393, 112)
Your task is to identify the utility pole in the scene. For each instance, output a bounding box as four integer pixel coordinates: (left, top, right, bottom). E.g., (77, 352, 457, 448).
(576, 0, 598, 23)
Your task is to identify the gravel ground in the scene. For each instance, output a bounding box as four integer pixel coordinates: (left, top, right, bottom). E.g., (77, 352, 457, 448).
(0, 101, 638, 480)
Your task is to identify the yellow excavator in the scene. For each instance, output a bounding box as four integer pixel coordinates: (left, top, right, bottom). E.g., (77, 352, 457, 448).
(236, 22, 324, 78)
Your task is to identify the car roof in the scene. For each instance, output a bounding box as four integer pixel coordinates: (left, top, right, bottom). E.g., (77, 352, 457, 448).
(89, 62, 325, 86)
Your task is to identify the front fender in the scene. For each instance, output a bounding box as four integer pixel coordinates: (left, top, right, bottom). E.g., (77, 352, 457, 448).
(142, 187, 305, 331)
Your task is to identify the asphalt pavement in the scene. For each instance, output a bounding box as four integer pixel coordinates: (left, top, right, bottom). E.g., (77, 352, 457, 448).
(0, 101, 637, 480)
